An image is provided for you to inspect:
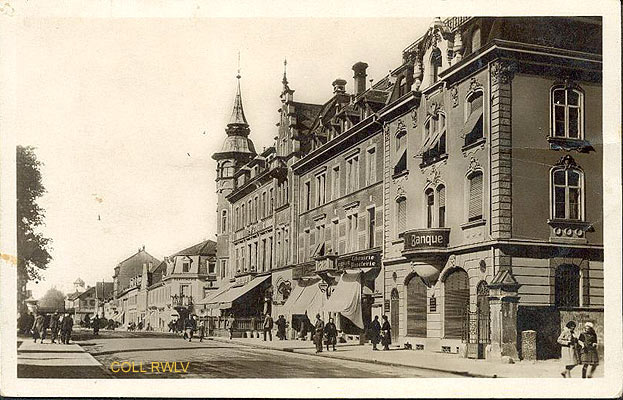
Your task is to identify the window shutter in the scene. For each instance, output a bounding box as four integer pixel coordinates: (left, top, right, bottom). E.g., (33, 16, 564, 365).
(397, 199, 406, 233)
(468, 173, 483, 220)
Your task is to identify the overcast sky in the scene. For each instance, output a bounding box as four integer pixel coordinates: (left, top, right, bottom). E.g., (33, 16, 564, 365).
(16, 17, 431, 298)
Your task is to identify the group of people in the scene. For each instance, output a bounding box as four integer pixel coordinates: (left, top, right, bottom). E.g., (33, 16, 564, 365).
(310, 314, 338, 353)
(29, 311, 74, 344)
(368, 315, 392, 351)
(558, 321, 600, 378)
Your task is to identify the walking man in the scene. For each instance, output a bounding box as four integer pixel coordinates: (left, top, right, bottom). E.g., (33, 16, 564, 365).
(227, 314, 236, 340)
(369, 315, 381, 350)
(313, 314, 325, 353)
(198, 318, 206, 342)
(31, 311, 45, 343)
(60, 313, 73, 344)
(263, 313, 273, 341)
(276, 315, 288, 340)
(324, 317, 338, 352)
(92, 315, 100, 336)
(50, 311, 61, 344)
(184, 315, 196, 342)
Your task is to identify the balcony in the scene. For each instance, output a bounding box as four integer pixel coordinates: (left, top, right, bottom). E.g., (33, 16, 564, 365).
(314, 254, 338, 273)
(170, 294, 193, 308)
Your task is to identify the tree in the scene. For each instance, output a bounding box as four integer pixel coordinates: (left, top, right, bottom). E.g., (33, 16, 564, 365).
(17, 146, 52, 312)
(38, 287, 66, 311)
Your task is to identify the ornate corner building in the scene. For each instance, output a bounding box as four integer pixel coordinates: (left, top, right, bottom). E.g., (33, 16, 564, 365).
(211, 17, 603, 360)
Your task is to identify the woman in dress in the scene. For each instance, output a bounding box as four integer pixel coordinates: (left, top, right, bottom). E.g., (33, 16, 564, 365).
(578, 322, 599, 378)
(557, 320, 579, 378)
(381, 315, 391, 351)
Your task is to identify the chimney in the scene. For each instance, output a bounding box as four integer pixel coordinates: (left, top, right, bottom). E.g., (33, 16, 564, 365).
(352, 62, 369, 95)
(332, 79, 347, 94)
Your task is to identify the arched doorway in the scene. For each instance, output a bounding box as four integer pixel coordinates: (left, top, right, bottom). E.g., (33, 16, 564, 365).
(390, 288, 400, 343)
(444, 268, 469, 339)
(406, 274, 427, 337)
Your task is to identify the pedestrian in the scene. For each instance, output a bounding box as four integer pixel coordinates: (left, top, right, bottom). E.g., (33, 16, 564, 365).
(50, 311, 61, 344)
(168, 319, 176, 333)
(137, 320, 144, 331)
(313, 314, 324, 353)
(381, 315, 391, 351)
(60, 313, 73, 344)
(92, 315, 100, 336)
(276, 315, 288, 340)
(184, 315, 196, 342)
(198, 319, 206, 342)
(31, 311, 45, 343)
(324, 317, 338, 351)
(227, 314, 236, 340)
(557, 320, 579, 378)
(578, 322, 599, 378)
(263, 313, 274, 341)
(41, 313, 50, 343)
(369, 315, 381, 351)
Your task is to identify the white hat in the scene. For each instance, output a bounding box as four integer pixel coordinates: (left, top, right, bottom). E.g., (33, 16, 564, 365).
(584, 322, 594, 328)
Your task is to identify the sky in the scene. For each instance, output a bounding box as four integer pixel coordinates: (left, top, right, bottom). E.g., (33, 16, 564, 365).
(16, 17, 431, 298)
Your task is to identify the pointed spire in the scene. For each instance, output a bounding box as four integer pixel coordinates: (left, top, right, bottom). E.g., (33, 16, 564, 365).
(282, 58, 288, 86)
(228, 66, 248, 126)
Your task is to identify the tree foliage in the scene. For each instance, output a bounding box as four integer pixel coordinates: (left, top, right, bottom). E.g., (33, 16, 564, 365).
(38, 287, 66, 310)
(17, 145, 52, 283)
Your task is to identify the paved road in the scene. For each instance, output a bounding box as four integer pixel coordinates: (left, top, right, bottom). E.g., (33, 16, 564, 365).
(80, 336, 457, 378)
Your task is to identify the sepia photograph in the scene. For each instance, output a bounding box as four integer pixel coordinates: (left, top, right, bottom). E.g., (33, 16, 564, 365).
(0, 1, 621, 398)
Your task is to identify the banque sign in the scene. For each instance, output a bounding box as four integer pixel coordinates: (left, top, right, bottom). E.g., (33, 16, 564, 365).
(403, 228, 450, 251)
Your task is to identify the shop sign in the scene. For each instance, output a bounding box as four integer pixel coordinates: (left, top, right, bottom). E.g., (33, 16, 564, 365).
(403, 228, 450, 251)
(337, 252, 381, 270)
(292, 262, 316, 279)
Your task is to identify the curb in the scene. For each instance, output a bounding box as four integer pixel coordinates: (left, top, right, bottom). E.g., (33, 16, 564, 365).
(207, 337, 493, 378)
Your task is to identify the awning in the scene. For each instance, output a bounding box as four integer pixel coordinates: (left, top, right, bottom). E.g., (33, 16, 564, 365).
(111, 311, 124, 322)
(459, 108, 483, 139)
(281, 278, 326, 316)
(195, 282, 234, 305)
(324, 271, 364, 329)
(204, 275, 270, 310)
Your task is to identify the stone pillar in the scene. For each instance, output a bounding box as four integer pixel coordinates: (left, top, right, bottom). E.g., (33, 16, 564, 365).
(522, 330, 537, 361)
(487, 269, 521, 362)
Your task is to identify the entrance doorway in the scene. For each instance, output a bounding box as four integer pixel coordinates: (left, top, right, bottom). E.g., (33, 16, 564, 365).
(406, 274, 427, 337)
(390, 288, 400, 343)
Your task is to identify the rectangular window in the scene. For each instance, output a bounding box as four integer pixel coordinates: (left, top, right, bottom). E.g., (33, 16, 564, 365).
(208, 262, 216, 274)
(220, 260, 226, 279)
(332, 166, 340, 200)
(438, 186, 446, 228)
(347, 213, 358, 253)
(426, 190, 435, 228)
(346, 155, 360, 193)
(284, 228, 289, 265)
(468, 173, 484, 221)
(332, 220, 339, 254)
(254, 197, 258, 222)
(315, 173, 326, 206)
(304, 181, 311, 211)
(366, 147, 376, 185)
(368, 207, 376, 248)
(269, 188, 274, 214)
(182, 261, 190, 273)
(397, 198, 406, 236)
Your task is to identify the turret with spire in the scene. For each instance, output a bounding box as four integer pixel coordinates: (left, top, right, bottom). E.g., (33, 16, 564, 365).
(211, 61, 257, 281)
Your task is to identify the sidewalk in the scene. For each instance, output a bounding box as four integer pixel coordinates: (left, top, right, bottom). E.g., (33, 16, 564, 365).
(207, 336, 604, 378)
(17, 340, 109, 378)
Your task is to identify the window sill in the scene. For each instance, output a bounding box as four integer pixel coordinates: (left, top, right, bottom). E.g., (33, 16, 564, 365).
(547, 137, 595, 153)
(461, 219, 486, 230)
(419, 153, 448, 169)
(461, 137, 486, 152)
(274, 203, 290, 213)
(392, 170, 409, 180)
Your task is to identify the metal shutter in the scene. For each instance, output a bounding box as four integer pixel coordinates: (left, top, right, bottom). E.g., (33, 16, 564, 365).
(444, 269, 469, 339)
(468, 173, 483, 221)
(407, 276, 427, 337)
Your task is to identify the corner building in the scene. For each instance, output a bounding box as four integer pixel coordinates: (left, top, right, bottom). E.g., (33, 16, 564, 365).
(382, 17, 602, 360)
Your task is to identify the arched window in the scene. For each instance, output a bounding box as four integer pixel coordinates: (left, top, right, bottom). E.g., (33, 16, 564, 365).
(463, 91, 484, 147)
(437, 185, 446, 228)
(467, 171, 484, 222)
(425, 188, 435, 228)
(555, 264, 580, 307)
(430, 47, 442, 84)
(551, 85, 583, 139)
(221, 210, 228, 234)
(406, 274, 427, 337)
(396, 196, 407, 237)
(551, 165, 583, 220)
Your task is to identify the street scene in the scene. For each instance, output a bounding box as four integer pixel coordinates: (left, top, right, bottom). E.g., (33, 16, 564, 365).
(14, 15, 607, 382)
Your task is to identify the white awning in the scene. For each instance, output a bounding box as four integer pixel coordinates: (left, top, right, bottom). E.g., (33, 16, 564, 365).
(324, 271, 364, 329)
(281, 278, 326, 316)
(203, 275, 270, 310)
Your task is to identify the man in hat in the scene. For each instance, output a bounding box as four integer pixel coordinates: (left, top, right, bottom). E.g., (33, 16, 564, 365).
(313, 314, 325, 353)
(50, 311, 61, 344)
(60, 313, 74, 344)
(263, 313, 274, 341)
(31, 311, 45, 343)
